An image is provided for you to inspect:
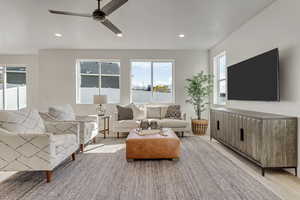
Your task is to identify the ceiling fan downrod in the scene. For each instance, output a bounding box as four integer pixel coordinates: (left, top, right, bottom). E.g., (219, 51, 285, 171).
(98, 0, 101, 10)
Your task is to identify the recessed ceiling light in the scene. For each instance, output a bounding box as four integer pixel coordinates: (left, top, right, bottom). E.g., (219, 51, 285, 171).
(54, 33, 62, 37)
(178, 34, 185, 38)
(116, 33, 123, 37)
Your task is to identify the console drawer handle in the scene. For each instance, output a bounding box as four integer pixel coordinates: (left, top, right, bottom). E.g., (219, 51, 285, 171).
(240, 128, 244, 141)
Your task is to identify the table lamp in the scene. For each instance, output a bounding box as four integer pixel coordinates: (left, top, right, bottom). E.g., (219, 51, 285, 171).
(93, 95, 107, 116)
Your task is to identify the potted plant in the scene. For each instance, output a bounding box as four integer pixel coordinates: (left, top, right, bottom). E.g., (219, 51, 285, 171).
(185, 71, 214, 135)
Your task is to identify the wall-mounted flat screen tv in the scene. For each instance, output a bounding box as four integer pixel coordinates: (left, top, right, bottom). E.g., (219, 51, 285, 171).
(227, 48, 280, 101)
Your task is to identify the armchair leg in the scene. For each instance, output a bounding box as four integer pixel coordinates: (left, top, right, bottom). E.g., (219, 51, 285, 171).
(117, 132, 120, 138)
(46, 171, 52, 183)
(80, 144, 84, 152)
(93, 138, 96, 144)
(71, 153, 75, 161)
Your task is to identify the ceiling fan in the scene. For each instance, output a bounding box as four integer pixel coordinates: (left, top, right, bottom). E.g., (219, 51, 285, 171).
(49, 0, 128, 36)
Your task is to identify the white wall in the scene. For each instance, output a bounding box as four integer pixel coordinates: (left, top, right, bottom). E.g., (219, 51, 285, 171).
(38, 49, 208, 118)
(209, 0, 300, 175)
(0, 55, 39, 108)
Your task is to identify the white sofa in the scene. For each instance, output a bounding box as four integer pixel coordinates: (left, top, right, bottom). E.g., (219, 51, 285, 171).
(0, 109, 79, 183)
(112, 104, 189, 137)
(40, 105, 99, 152)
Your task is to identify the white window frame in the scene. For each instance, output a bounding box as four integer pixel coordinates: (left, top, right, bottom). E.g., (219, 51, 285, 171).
(0, 65, 28, 110)
(76, 59, 121, 104)
(130, 59, 175, 104)
(213, 52, 227, 105)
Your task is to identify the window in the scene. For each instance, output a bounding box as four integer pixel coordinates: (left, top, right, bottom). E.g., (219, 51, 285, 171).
(131, 61, 174, 103)
(76, 60, 120, 104)
(213, 52, 227, 105)
(0, 66, 27, 110)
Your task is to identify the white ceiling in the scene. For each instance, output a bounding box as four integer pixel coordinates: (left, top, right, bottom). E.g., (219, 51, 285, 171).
(0, 0, 275, 54)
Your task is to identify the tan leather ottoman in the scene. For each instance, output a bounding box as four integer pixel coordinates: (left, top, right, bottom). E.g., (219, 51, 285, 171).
(126, 128, 181, 160)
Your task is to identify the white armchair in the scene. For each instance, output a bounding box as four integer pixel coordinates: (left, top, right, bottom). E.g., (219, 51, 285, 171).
(0, 121, 79, 183)
(40, 104, 99, 152)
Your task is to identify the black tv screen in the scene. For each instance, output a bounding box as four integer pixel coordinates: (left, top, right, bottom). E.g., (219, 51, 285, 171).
(227, 48, 280, 101)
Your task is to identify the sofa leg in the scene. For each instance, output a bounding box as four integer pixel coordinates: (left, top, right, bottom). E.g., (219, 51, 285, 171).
(80, 144, 84, 152)
(93, 138, 96, 144)
(182, 132, 184, 137)
(117, 132, 120, 138)
(46, 171, 52, 183)
(71, 153, 75, 161)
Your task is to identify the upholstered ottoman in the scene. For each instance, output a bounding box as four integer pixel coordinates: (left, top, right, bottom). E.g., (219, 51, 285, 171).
(126, 128, 181, 160)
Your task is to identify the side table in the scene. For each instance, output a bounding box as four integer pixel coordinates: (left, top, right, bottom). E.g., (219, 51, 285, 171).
(99, 115, 110, 139)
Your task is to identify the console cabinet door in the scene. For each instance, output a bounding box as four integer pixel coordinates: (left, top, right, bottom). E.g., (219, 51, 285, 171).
(227, 113, 235, 147)
(242, 117, 262, 163)
(235, 115, 244, 152)
(218, 112, 226, 142)
(223, 112, 230, 144)
(214, 111, 222, 141)
(231, 114, 238, 149)
(210, 110, 217, 138)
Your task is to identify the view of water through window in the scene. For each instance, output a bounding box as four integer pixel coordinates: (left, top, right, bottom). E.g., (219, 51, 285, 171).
(131, 61, 173, 103)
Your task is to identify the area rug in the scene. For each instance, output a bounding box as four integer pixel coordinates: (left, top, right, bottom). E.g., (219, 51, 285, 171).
(0, 137, 281, 200)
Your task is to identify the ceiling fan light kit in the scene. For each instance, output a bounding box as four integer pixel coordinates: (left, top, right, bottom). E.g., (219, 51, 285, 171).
(49, 0, 128, 36)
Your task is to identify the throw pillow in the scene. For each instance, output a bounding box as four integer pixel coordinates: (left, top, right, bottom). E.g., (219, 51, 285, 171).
(165, 105, 181, 119)
(146, 107, 161, 119)
(48, 104, 76, 121)
(116, 105, 133, 121)
(0, 108, 46, 134)
(160, 105, 169, 119)
(129, 103, 146, 120)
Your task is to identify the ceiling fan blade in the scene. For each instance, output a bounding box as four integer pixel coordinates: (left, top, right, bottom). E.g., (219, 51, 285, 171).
(101, 19, 122, 34)
(49, 10, 92, 18)
(102, 0, 128, 16)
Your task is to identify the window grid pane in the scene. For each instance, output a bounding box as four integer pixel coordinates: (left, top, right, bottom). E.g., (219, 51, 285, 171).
(78, 61, 120, 104)
(131, 61, 173, 103)
(219, 55, 226, 80)
(131, 62, 152, 104)
(214, 53, 226, 105)
(3, 66, 27, 110)
(153, 62, 173, 103)
(0, 67, 4, 110)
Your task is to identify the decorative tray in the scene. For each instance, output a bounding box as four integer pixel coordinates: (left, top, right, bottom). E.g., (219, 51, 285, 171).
(135, 129, 168, 136)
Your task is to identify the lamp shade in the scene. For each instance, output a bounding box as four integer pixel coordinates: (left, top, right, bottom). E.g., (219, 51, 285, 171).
(93, 95, 107, 104)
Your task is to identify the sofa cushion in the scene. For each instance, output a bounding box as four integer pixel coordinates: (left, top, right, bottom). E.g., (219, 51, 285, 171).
(129, 103, 146, 120)
(146, 107, 161, 119)
(157, 119, 188, 128)
(0, 108, 46, 134)
(49, 104, 75, 121)
(116, 105, 133, 120)
(115, 120, 140, 129)
(165, 105, 181, 119)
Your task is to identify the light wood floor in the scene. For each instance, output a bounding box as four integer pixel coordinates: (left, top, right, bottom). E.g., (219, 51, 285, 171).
(202, 135, 300, 200)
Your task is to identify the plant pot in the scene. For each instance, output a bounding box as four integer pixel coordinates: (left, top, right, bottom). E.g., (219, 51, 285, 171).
(192, 119, 208, 135)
